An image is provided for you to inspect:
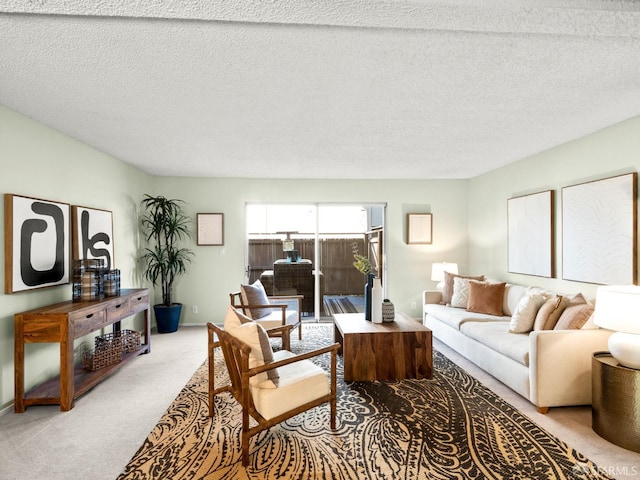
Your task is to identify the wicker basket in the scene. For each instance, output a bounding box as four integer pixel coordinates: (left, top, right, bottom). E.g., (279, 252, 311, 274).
(118, 329, 142, 354)
(82, 343, 122, 370)
(82, 330, 141, 370)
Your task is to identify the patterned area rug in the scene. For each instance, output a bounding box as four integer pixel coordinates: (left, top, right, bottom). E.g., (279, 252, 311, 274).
(117, 324, 611, 480)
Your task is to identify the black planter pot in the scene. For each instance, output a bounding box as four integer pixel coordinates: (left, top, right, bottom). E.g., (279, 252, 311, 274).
(154, 303, 183, 333)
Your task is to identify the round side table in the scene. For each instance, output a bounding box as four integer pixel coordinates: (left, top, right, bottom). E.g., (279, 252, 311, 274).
(592, 351, 640, 453)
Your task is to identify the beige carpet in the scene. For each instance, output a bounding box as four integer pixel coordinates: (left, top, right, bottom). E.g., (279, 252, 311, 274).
(117, 324, 614, 479)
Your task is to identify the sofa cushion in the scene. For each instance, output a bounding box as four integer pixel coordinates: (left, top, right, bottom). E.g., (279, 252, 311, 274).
(467, 281, 506, 316)
(460, 321, 530, 366)
(425, 303, 508, 330)
(533, 295, 569, 331)
(442, 271, 484, 305)
(554, 294, 594, 330)
(508, 292, 546, 333)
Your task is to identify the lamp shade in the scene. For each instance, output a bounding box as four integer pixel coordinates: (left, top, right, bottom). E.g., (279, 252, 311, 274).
(594, 285, 640, 369)
(431, 262, 459, 282)
(594, 285, 640, 334)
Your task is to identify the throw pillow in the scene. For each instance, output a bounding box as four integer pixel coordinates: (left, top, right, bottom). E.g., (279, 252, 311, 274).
(223, 304, 253, 331)
(466, 280, 506, 316)
(533, 296, 569, 331)
(240, 279, 272, 319)
(442, 271, 485, 305)
(554, 294, 594, 330)
(508, 292, 546, 333)
(581, 312, 598, 329)
(225, 309, 279, 388)
(451, 277, 472, 309)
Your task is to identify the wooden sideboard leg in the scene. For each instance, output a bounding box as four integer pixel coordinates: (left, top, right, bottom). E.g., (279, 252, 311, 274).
(59, 322, 75, 412)
(14, 316, 25, 413)
(537, 406, 549, 414)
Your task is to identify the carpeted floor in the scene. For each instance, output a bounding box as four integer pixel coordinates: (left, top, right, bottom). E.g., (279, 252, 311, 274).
(117, 324, 612, 480)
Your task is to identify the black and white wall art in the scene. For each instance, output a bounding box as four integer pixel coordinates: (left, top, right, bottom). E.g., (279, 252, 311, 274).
(72, 206, 114, 269)
(4, 194, 70, 293)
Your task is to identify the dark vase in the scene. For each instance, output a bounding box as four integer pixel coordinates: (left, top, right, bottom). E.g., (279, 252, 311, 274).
(364, 273, 375, 321)
(154, 303, 182, 333)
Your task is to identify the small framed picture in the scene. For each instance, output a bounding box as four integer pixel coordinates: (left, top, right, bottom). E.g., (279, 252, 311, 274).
(407, 213, 433, 244)
(197, 213, 224, 246)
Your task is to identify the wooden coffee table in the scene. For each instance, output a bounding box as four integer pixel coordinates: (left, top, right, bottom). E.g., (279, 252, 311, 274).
(333, 312, 433, 382)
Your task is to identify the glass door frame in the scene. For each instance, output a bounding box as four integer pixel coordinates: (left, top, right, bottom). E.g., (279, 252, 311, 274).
(245, 202, 386, 321)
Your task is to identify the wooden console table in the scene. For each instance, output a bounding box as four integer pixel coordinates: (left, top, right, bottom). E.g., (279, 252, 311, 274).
(14, 288, 150, 412)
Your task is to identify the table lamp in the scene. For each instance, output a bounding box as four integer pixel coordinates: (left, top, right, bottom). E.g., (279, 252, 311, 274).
(594, 285, 640, 369)
(431, 262, 459, 290)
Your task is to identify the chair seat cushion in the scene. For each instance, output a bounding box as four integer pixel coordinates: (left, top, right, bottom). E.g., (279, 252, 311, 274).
(251, 350, 329, 420)
(257, 310, 300, 330)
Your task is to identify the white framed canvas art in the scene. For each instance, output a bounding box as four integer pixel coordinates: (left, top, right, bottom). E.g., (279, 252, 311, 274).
(562, 173, 637, 284)
(508, 190, 554, 278)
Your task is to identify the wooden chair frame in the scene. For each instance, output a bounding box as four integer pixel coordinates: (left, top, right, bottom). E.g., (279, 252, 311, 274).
(207, 322, 339, 466)
(229, 291, 303, 350)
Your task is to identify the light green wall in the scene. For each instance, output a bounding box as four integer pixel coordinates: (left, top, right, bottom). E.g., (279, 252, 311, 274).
(3, 101, 637, 413)
(0, 105, 153, 410)
(0, 105, 470, 411)
(154, 177, 469, 326)
(468, 115, 640, 299)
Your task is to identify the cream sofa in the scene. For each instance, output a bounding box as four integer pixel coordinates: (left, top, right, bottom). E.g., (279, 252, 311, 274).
(423, 283, 612, 412)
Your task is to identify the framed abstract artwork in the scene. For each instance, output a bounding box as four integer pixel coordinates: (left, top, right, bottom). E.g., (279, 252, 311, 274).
(562, 173, 637, 284)
(407, 213, 433, 244)
(507, 190, 554, 278)
(4, 194, 70, 293)
(197, 213, 224, 246)
(72, 206, 114, 270)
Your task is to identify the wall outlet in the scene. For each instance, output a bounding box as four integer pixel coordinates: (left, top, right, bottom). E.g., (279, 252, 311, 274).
(411, 302, 417, 310)
(192, 305, 198, 314)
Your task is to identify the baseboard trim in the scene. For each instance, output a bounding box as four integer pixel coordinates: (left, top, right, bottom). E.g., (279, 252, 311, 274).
(0, 402, 14, 417)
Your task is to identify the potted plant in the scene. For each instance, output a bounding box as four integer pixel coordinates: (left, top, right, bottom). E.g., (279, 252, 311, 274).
(140, 194, 194, 333)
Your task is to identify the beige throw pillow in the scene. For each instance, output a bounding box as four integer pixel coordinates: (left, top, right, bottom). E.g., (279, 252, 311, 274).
(223, 304, 253, 330)
(240, 279, 272, 319)
(467, 281, 506, 316)
(451, 277, 472, 308)
(554, 293, 594, 330)
(224, 305, 279, 387)
(442, 272, 485, 305)
(509, 292, 546, 333)
(533, 296, 569, 331)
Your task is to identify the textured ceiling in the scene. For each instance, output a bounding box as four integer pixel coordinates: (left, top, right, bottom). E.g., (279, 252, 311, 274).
(1, 1, 639, 179)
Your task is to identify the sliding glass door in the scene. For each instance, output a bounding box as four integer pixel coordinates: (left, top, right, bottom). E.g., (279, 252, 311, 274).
(246, 203, 385, 321)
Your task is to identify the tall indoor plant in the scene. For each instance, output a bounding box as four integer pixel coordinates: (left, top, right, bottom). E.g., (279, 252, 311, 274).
(140, 194, 194, 333)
